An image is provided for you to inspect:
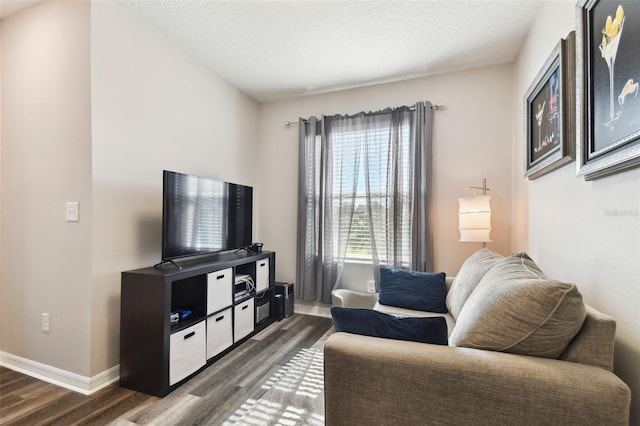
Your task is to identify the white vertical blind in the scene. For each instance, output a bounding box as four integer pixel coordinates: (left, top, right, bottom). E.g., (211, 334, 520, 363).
(327, 117, 412, 265)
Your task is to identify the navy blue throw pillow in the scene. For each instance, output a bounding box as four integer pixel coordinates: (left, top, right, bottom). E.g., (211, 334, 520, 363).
(378, 268, 448, 313)
(330, 307, 448, 345)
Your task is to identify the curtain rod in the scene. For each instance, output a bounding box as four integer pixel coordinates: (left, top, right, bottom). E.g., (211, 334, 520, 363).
(285, 103, 445, 128)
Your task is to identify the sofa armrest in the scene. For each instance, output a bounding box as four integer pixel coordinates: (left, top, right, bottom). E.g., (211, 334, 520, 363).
(331, 289, 378, 308)
(324, 333, 630, 425)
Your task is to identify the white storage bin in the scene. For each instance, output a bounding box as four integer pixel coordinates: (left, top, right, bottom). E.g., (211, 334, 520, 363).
(169, 321, 206, 386)
(207, 307, 233, 359)
(207, 268, 233, 315)
(234, 298, 255, 342)
(256, 259, 269, 292)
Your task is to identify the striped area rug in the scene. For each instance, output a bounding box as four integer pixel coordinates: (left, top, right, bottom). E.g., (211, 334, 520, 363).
(223, 346, 325, 426)
(224, 327, 334, 426)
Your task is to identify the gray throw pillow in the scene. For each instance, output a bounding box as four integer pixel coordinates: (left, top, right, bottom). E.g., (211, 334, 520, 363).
(449, 253, 587, 359)
(446, 248, 503, 320)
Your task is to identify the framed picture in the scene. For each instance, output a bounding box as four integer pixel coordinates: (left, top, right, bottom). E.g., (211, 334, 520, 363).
(576, 0, 640, 180)
(524, 32, 576, 180)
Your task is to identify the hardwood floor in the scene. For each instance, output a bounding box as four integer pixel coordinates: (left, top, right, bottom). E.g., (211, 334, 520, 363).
(0, 314, 334, 425)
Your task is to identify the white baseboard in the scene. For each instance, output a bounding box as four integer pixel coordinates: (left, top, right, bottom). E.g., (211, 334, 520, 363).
(0, 351, 119, 395)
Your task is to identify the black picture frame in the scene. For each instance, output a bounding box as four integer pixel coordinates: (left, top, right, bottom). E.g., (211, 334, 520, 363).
(524, 32, 576, 180)
(576, 0, 640, 180)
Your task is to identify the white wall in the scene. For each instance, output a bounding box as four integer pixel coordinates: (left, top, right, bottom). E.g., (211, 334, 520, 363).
(258, 64, 514, 291)
(89, 1, 260, 375)
(512, 2, 640, 423)
(0, 20, 3, 350)
(0, 20, 3, 342)
(1, 0, 93, 375)
(1, 0, 260, 381)
(5, 3, 635, 418)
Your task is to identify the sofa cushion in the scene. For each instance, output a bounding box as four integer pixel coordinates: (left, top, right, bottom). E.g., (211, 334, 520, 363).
(330, 307, 448, 345)
(379, 268, 447, 313)
(446, 248, 504, 320)
(449, 253, 587, 359)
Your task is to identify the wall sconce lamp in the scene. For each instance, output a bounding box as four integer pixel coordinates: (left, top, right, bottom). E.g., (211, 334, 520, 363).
(458, 178, 491, 247)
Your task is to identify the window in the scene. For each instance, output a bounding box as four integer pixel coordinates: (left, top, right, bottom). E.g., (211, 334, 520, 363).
(297, 102, 432, 303)
(325, 114, 412, 267)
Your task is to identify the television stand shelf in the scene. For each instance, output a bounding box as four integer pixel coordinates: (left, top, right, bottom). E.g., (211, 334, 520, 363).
(120, 251, 276, 397)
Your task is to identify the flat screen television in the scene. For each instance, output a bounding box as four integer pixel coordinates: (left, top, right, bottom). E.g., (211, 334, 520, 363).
(162, 170, 253, 262)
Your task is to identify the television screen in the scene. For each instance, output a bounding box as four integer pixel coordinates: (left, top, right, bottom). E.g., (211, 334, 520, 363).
(162, 170, 253, 261)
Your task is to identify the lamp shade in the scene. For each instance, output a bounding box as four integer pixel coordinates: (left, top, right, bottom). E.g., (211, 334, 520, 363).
(458, 195, 491, 242)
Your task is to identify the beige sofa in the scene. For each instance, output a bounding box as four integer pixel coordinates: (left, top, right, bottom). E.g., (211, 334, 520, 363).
(324, 250, 631, 425)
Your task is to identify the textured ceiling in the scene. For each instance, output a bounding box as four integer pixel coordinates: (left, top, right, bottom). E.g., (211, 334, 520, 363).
(1, 0, 546, 103)
(120, 0, 545, 102)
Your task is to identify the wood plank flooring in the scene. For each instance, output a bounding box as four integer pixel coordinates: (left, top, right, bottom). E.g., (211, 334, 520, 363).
(0, 314, 334, 426)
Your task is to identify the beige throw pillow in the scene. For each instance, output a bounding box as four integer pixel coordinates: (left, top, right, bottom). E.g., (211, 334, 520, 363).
(449, 253, 587, 359)
(446, 248, 504, 320)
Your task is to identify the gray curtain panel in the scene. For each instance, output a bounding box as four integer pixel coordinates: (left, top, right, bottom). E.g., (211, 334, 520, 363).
(296, 116, 321, 301)
(296, 103, 434, 303)
(411, 101, 434, 273)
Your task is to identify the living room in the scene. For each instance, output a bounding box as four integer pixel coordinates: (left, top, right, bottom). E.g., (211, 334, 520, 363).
(1, 0, 638, 424)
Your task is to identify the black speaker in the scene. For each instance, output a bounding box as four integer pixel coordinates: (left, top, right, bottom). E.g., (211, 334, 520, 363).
(275, 282, 294, 318)
(274, 294, 284, 321)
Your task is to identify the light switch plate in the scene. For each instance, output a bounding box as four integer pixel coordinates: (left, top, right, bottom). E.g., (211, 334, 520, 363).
(66, 202, 79, 222)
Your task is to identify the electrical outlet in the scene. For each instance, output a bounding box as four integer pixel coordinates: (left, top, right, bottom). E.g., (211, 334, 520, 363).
(66, 202, 79, 222)
(366, 280, 376, 293)
(41, 313, 50, 332)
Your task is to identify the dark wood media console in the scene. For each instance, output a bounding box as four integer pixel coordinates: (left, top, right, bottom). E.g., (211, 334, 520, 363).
(120, 251, 276, 397)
